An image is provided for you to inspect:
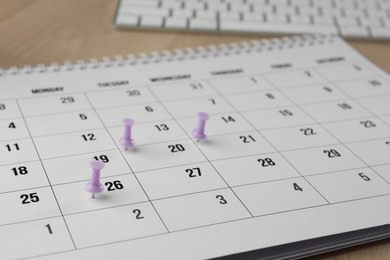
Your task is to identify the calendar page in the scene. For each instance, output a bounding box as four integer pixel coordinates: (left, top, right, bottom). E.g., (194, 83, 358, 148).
(1, 35, 390, 260)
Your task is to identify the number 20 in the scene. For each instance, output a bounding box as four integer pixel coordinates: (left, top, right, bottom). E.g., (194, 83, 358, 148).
(168, 144, 185, 152)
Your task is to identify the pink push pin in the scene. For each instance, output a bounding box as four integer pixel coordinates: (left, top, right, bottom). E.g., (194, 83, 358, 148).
(85, 160, 104, 198)
(192, 112, 209, 141)
(119, 118, 135, 150)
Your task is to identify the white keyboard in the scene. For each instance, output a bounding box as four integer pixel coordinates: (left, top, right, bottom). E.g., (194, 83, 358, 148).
(115, 0, 390, 40)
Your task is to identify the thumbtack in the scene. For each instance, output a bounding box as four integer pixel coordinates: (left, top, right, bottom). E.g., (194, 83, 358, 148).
(192, 112, 209, 141)
(119, 118, 135, 150)
(85, 160, 104, 198)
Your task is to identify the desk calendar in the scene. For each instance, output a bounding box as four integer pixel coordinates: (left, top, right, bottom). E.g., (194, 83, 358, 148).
(1, 35, 390, 259)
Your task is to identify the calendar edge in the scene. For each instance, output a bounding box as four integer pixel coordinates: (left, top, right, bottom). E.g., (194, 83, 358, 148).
(0, 34, 338, 77)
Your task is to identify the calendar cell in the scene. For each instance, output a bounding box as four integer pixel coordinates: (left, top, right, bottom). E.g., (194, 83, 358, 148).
(0, 118, 29, 141)
(233, 178, 327, 216)
(358, 95, 390, 116)
(65, 202, 167, 248)
(212, 153, 300, 187)
(0, 161, 49, 193)
(109, 120, 187, 147)
(317, 63, 374, 81)
(53, 174, 148, 215)
(150, 81, 217, 101)
(261, 125, 338, 151)
(34, 129, 117, 159)
(195, 132, 275, 160)
(282, 145, 366, 176)
(306, 168, 390, 203)
(26, 110, 102, 137)
(0, 139, 39, 165)
(0, 100, 21, 120)
(43, 150, 130, 185)
(136, 162, 226, 200)
(264, 69, 326, 88)
(283, 84, 348, 105)
(243, 107, 314, 130)
(301, 100, 371, 123)
(323, 118, 390, 143)
(163, 96, 234, 118)
(0, 217, 74, 259)
(209, 75, 273, 94)
(153, 188, 251, 231)
(122, 140, 207, 172)
(225, 90, 292, 111)
(178, 112, 254, 136)
(19, 94, 91, 116)
(0, 187, 60, 225)
(97, 103, 171, 127)
(87, 87, 156, 108)
(372, 165, 390, 184)
(347, 139, 390, 166)
(336, 78, 390, 98)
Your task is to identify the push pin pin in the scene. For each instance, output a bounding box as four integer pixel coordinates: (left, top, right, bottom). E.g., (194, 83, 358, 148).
(119, 118, 135, 150)
(192, 112, 209, 141)
(85, 160, 104, 198)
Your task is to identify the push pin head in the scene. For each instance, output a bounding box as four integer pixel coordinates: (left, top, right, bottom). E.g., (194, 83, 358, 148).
(85, 160, 104, 198)
(192, 112, 209, 141)
(119, 118, 135, 150)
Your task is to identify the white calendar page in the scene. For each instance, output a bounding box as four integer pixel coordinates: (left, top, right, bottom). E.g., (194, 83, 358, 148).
(1, 35, 390, 260)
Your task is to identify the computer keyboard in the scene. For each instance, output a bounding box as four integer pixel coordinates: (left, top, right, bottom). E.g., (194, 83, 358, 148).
(114, 0, 390, 40)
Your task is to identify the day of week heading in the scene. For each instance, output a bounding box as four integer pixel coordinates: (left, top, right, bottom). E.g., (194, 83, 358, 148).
(316, 56, 345, 64)
(150, 74, 191, 82)
(31, 86, 64, 94)
(271, 63, 292, 69)
(97, 80, 129, 87)
(210, 68, 243, 76)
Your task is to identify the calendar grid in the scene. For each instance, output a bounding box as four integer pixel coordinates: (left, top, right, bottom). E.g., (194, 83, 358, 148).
(4, 114, 390, 146)
(2, 160, 386, 198)
(4, 110, 390, 144)
(3, 129, 390, 167)
(145, 85, 256, 218)
(313, 69, 390, 187)
(1, 158, 385, 198)
(205, 79, 332, 205)
(2, 36, 390, 259)
(82, 92, 171, 233)
(14, 99, 78, 250)
(316, 70, 390, 129)
(264, 66, 390, 195)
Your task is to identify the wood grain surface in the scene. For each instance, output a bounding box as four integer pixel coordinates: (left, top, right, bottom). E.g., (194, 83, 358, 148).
(0, 0, 389, 259)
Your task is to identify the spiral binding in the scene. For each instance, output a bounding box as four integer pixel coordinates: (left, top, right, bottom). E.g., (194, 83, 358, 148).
(0, 34, 335, 77)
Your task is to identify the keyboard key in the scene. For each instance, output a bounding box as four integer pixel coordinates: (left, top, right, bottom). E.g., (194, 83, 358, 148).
(116, 15, 139, 26)
(121, 0, 158, 7)
(119, 6, 169, 16)
(165, 17, 187, 29)
(190, 19, 217, 30)
(196, 10, 217, 20)
(172, 8, 194, 18)
(336, 17, 359, 27)
(340, 27, 370, 38)
(141, 16, 163, 27)
(312, 16, 335, 25)
(371, 28, 390, 39)
(220, 12, 241, 21)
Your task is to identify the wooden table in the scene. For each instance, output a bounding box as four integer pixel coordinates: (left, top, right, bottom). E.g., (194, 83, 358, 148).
(0, 0, 390, 259)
